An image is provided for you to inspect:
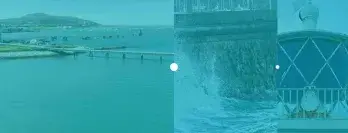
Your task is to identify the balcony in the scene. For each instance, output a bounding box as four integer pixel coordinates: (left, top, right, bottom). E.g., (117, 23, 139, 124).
(277, 86, 348, 133)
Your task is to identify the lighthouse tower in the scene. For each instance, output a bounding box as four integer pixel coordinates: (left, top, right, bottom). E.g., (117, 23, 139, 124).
(298, 0, 319, 29)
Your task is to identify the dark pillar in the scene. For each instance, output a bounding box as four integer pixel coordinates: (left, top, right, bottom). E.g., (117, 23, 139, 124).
(122, 53, 126, 59)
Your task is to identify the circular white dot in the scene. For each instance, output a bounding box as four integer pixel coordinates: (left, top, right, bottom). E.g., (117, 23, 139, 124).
(275, 65, 280, 70)
(170, 63, 178, 71)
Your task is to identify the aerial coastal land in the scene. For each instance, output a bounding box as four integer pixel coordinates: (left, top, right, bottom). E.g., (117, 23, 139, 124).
(0, 44, 86, 59)
(0, 12, 93, 59)
(0, 13, 130, 59)
(0, 13, 101, 33)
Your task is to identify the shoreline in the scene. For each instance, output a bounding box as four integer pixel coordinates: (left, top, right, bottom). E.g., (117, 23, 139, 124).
(0, 43, 134, 60)
(0, 51, 60, 59)
(0, 44, 84, 59)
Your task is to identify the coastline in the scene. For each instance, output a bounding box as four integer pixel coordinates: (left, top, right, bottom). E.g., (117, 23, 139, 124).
(0, 42, 134, 60)
(0, 44, 83, 59)
(0, 51, 59, 59)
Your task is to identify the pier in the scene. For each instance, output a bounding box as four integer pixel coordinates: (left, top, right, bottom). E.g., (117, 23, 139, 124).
(85, 50, 174, 63)
(1, 44, 174, 62)
(42, 47, 174, 63)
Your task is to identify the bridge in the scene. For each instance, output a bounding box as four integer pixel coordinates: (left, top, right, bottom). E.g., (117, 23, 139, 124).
(43, 47, 174, 62)
(85, 50, 174, 63)
(6, 44, 174, 62)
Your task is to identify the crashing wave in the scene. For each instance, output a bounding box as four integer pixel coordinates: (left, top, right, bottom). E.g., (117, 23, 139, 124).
(177, 35, 277, 101)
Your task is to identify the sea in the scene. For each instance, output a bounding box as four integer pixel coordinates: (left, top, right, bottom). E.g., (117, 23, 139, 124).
(0, 27, 277, 133)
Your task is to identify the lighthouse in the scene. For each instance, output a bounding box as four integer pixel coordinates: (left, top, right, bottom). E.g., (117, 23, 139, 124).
(298, 0, 319, 29)
(277, 0, 348, 132)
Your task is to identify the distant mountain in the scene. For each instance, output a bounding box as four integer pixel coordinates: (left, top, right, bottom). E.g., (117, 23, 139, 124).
(0, 13, 101, 27)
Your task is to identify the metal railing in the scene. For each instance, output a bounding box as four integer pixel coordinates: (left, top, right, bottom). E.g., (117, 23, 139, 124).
(174, 0, 276, 13)
(278, 86, 348, 120)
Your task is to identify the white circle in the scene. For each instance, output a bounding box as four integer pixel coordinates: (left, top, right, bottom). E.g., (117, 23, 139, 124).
(275, 65, 280, 70)
(170, 63, 178, 71)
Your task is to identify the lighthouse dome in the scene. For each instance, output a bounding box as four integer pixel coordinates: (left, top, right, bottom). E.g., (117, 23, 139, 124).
(299, 3, 319, 22)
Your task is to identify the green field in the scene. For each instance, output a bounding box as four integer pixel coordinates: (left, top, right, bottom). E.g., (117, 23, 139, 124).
(0, 45, 33, 52)
(0, 44, 80, 53)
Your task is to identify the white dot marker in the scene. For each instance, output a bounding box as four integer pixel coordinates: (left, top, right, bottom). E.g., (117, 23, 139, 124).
(275, 65, 280, 70)
(170, 63, 178, 71)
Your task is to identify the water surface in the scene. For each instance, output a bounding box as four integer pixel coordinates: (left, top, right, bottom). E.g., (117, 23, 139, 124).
(0, 28, 174, 133)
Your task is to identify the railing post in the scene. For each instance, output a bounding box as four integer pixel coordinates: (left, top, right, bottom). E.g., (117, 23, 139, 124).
(296, 89, 299, 118)
(316, 89, 319, 117)
(88, 51, 93, 57)
(289, 90, 292, 105)
(324, 89, 327, 118)
(73, 52, 77, 58)
(105, 52, 110, 59)
(279, 87, 348, 120)
(331, 90, 333, 106)
(186, 0, 193, 13)
(122, 53, 126, 59)
(338, 89, 340, 102)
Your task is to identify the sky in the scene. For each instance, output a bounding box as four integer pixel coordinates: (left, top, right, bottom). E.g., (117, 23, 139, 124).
(278, 0, 348, 34)
(0, 0, 347, 30)
(0, 0, 173, 25)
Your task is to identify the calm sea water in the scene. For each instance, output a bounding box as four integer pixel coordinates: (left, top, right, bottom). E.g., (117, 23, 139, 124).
(0, 27, 174, 133)
(1, 27, 278, 133)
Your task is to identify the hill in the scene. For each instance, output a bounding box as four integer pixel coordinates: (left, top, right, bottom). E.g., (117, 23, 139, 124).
(0, 13, 101, 27)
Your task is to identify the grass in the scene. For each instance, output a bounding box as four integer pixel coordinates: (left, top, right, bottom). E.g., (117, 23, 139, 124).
(0, 45, 33, 52)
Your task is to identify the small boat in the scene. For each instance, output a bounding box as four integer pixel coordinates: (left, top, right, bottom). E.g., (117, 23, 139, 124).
(62, 36, 68, 41)
(82, 36, 91, 40)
